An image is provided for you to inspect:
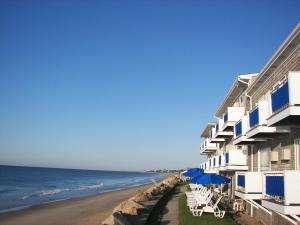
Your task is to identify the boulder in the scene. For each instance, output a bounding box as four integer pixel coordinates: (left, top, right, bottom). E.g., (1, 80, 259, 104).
(130, 190, 152, 202)
(113, 212, 131, 225)
(114, 200, 145, 216)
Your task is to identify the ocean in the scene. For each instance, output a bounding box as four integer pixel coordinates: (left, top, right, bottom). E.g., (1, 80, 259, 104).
(0, 165, 166, 213)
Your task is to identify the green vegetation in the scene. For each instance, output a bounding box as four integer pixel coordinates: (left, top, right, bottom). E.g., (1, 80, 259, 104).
(178, 186, 238, 225)
(146, 183, 237, 225)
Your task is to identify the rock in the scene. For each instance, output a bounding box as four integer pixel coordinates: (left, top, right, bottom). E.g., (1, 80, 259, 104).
(114, 200, 145, 216)
(130, 190, 152, 202)
(113, 212, 131, 225)
(145, 186, 160, 196)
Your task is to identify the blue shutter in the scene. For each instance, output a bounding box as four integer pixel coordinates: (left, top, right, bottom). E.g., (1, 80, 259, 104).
(249, 107, 259, 128)
(235, 121, 242, 137)
(271, 82, 289, 113)
(237, 175, 245, 187)
(266, 176, 284, 197)
(224, 113, 228, 123)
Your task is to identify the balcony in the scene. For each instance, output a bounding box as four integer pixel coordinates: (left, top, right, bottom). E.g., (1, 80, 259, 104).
(246, 101, 290, 138)
(219, 149, 248, 171)
(210, 125, 226, 143)
(233, 115, 265, 145)
(199, 138, 217, 154)
(267, 71, 300, 126)
(221, 107, 245, 131)
(262, 171, 300, 215)
(214, 119, 234, 139)
(213, 155, 220, 168)
(203, 162, 208, 171)
(202, 161, 217, 173)
(235, 172, 263, 199)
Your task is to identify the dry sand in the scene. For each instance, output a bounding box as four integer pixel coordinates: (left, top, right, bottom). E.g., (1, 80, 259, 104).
(0, 183, 154, 225)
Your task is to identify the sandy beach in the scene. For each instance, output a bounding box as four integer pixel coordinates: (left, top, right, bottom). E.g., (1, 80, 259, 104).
(0, 183, 154, 225)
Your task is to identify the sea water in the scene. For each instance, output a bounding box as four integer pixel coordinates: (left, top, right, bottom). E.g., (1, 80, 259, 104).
(0, 165, 165, 213)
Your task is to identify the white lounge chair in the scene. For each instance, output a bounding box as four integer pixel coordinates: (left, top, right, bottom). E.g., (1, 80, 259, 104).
(186, 189, 211, 203)
(191, 196, 226, 218)
(188, 192, 214, 210)
(186, 186, 207, 197)
(189, 184, 203, 191)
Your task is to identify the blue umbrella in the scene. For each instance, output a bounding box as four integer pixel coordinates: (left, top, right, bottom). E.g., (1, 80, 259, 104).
(182, 168, 204, 177)
(191, 173, 230, 185)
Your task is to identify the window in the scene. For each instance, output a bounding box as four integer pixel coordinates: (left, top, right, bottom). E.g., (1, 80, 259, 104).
(260, 147, 271, 171)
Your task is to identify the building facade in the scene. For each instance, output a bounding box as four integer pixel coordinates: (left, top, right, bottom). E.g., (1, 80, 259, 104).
(199, 22, 300, 225)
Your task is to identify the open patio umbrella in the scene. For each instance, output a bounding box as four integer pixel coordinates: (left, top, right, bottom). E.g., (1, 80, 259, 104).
(182, 168, 204, 178)
(191, 173, 230, 185)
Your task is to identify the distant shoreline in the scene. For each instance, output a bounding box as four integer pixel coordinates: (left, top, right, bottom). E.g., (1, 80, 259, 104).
(0, 164, 163, 173)
(0, 182, 155, 225)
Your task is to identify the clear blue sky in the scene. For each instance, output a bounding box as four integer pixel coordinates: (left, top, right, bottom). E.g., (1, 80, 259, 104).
(0, 0, 299, 171)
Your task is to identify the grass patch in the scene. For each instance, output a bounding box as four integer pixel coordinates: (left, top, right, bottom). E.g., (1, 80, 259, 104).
(179, 189, 238, 225)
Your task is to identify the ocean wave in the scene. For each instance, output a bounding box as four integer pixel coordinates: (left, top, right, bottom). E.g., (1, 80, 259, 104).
(20, 188, 70, 199)
(20, 183, 104, 200)
(76, 183, 103, 190)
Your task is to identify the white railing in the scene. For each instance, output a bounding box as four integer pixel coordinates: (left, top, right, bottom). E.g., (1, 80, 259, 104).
(235, 172, 263, 194)
(262, 171, 300, 205)
(222, 107, 245, 130)
(200, 138, 217, 153)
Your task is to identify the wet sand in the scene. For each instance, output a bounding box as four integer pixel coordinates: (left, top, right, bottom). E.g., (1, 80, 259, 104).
(0, 183, 154, 225)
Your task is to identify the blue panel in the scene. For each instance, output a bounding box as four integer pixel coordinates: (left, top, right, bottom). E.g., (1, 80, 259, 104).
(225, 152, 229, 164)
(216, 124, 219, 132)
(271, 82, 289, 113)
(249, 107, 259, 128)
(266, 176, 284, 197)
(213, 158, 216, 166)
(237, 175, 245, 187)
(209, 160, 211, 166)
(224, 113, 228, 123)
(235, 121, 242, 137)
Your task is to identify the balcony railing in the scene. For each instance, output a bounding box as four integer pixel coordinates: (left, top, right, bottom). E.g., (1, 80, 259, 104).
(225, 152, 229, 164)
(262, 171, 300, 206)
(235, 172, 263, 200)
(266, 175, 284, 197)
(235, 120, 242, 137)
(200, 138, 217, 154)
(249, 107, 259, 128)
(271, 82, 289, 113)
(246, 100, 290, 138)
(219, 149, 247, 171)
(224, 113, 228, 123)
(267, 72, 300, 126)
(237, 175, 245, 188)
(221, 107, 245, 131)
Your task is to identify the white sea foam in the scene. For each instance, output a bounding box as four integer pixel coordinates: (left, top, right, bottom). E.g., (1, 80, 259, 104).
(20, 183, 104, 200)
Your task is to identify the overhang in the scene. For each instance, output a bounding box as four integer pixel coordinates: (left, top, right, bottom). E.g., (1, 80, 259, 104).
(200, 122, 217, 137)
(215, 73, 258, 118)
(247, 22, 300, 96)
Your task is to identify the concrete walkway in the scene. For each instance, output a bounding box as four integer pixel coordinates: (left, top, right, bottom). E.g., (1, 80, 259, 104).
(160, 186, 184, 225)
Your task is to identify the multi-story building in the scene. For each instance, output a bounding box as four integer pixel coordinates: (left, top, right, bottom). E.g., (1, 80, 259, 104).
(200, 22, 300, 225)
(200, 73, 257, 197)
